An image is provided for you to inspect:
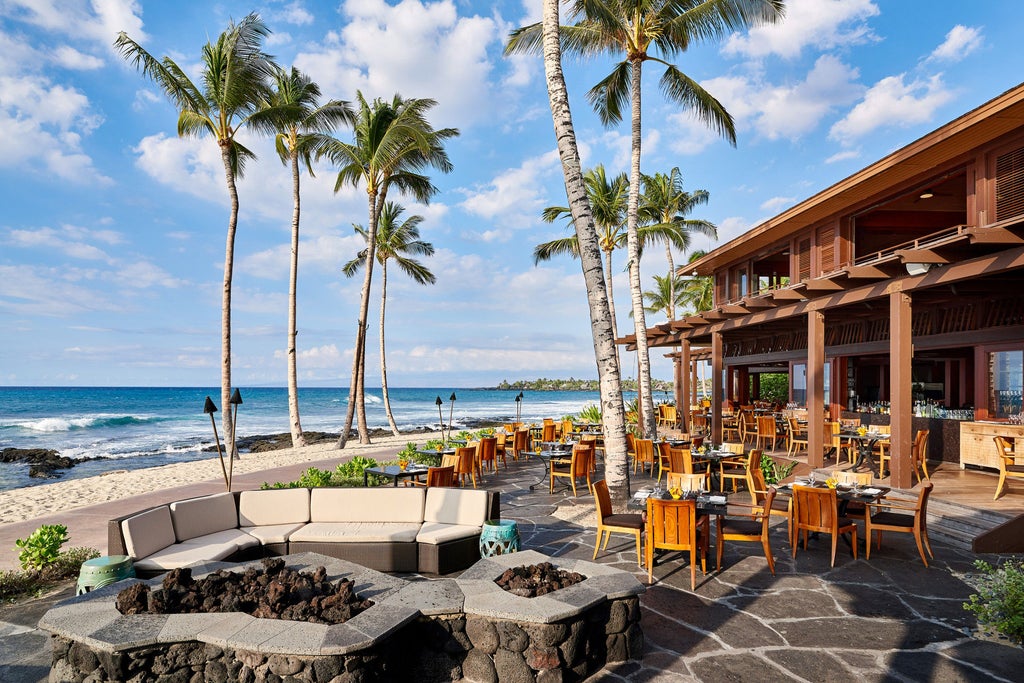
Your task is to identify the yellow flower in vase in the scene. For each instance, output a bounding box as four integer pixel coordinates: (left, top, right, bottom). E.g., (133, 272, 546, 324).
(825, 477, 838, 489)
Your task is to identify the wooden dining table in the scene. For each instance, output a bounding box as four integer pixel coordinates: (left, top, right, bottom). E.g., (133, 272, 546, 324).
(840, 431, 890, 476)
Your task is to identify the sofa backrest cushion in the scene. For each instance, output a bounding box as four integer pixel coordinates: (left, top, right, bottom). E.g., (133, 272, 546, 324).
(121, 505, 176, 560)
(170, 492, 239, 542)
(310, 488, 425, 523)
(238, 488, 310, 527)
(423, 488, 490, 526)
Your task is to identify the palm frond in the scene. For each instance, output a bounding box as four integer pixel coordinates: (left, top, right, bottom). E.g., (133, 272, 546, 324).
(586, 60, 631, 127)
(659, 63, 736, 145)
(534, 236, 582, 264)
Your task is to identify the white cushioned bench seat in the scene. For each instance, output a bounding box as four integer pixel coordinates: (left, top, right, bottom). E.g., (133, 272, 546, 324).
(134, 529, 258, 572)
(310, 488, 425, 523)
(238, 488, 310, 526)
(170, 492, 240, 542)
(415, 522, 483, 545)
(289, 522, 422, 544)
(241, 523, 307, 545)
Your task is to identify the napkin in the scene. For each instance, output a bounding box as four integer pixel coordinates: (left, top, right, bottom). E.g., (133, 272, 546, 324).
(708, 495, 727, 505)
(861, 487, 882, 495)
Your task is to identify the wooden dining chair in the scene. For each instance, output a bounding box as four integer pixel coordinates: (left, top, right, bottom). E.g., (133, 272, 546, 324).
(666, 472, 708, 492)
(831, 469, 872, 520)
(668, 447, 692, 475)
(787, 417, 808, 456)
(655, 441, 673, 485)
(755, 416, 780, 452)
(561, 419, 575, 439)
(645, 497, 709, 589)
(721, 448, 760, 494)
(740, 410, 758, 445)
(749, 466, 793, 544)
(440, 453, 459, 469)
(865, 482, 933, 566)
(413, 465, 456, 488)
(633, 438, 655, 476)
(512, 429, 529, 461)
(550, 443, 594, 496)
(592, 479, 643, 565)
(993, 435, 1024, 499)
(493, 432, 508, 469)
(791, 485, 858, 567)
(453, 446, 478, 488)
(540, 422, 557, 443)
(716, 486, 778, 575)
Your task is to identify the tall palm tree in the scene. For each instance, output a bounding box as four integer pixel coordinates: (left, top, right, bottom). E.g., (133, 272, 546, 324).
(641, 273, 688, 320)
(342, 202, 436, 436)
(536, 0, 630, 503)
(261, 66, 354, 449)
(536, 165, 628, 340)
(640, 168, 717, 319)
(508, 0, 785, 439)
(319, 93, 457, 446)
(115, 13, 279, 454)
(677, 249, 714, 313)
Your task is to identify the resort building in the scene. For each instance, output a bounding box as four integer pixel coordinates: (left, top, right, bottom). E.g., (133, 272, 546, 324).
(633, 81, 1024, 490)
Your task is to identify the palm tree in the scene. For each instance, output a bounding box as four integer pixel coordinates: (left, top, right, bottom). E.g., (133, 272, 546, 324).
(536, 165, 628, 340)
(535, 0, 630, 503)
(342, 202, 436, 436)
(508, 0, 785, 439)
(319, 93, 457, 446)
(115, 13, 280, 454)
(261, 66, 354, 449)
(640, 168, 717, 319)
(641, 273, 688, 320)
(677, 249, 714, 313)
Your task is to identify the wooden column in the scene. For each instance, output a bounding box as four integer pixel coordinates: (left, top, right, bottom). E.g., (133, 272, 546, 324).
(738, 366, 750, 405)
(691, 356, 699, 408)
(890, 290, 913, 488)
(711, 332, 723, 444)
(679, 342, 691, 432)
(807, 310, 826, 468)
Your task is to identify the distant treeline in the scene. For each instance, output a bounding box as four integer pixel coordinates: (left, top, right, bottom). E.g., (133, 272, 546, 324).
(492, 378, 674, 392)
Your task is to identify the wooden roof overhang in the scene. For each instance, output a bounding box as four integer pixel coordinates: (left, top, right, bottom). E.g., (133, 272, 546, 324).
(684, 83, 1024, 276)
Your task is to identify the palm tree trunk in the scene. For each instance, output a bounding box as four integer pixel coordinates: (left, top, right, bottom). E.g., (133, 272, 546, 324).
(339, 191, 378, 447)
(542, 0, 629, 504)
(218, 144, 236, 459)
(287, 149, 306, 448)
(626, 57, 657, 440)
(379, 261, 400, 436)
(665, 241, 676, 320)
(603, 248, 618, 341)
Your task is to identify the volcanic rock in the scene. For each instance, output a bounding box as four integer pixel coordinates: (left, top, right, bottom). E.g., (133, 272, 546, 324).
(494, 562, 585, 598)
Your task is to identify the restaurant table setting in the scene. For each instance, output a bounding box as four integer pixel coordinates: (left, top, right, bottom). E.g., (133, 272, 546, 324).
(627, 486, 728, 514)
(839, 429, 890, 475)
(362, 462, 431, 487)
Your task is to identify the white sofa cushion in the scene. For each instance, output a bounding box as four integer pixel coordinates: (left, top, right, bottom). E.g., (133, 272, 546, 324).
(238, 489, 310, 527)
(288, 522, 421, 544)
(121, 505, 176, 560)
(181, 529, 260, 551)
(415, 522, 482, 545)
(170, 492, 239, 542)
(310, 488, 425, 523)
(133, 540, 238, 572)
(240, 523, 307, 545)
(423, 488, 489, 526)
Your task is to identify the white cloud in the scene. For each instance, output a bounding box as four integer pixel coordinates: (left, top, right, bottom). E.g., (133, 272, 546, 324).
(928, 25, 983, 63)
(723, 0, 880, 60)
(716, 216, 755, 245)
(829, 74, 955, 144)
(52, 46, 104, 70)
(458, 149, 561, 233)
(825, 148, 861, 164)
(277, 1, 315, 26)
(7, 226, 111, 261)
(131, 88, 161, 111)
(294, 0, 501, 128)
(755, 55, 862, 140)
(274, 344, 343, 368)
(760, 196, 796, 213)
(1, 0, 146, 55)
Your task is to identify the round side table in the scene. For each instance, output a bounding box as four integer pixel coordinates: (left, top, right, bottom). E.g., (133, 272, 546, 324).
(479, 519, 520, 557)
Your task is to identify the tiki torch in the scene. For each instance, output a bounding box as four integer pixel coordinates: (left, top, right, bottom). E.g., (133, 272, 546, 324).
(203, 396, 229, 491)
(515, 391, 523, 424)
(228, 388, 243, 490)
(448, 392, 457, 443)
(435, 395, 444, 446)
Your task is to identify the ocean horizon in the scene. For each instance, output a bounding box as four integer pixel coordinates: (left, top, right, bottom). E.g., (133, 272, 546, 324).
(0, 386, 638, 492)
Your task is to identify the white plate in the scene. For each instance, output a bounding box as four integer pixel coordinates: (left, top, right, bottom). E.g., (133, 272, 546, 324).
(708, 496, 727, 505)
(861, 487, 882, 495)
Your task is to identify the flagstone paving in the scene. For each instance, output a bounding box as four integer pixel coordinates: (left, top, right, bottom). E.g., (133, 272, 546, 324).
(1, 455, 1022, 682)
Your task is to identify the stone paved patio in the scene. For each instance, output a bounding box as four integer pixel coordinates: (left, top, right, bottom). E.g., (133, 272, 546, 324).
(2, 453, 1023, 682)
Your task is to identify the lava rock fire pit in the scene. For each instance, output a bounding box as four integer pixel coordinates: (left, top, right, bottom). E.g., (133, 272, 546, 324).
(41, 550, 644, 681)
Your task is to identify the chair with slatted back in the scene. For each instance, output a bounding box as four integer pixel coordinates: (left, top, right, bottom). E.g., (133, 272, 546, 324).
(994, 435, 1024, 499)
(755, 416, 780, 452)
(478, 436, 497, 473)
(749, 466, 793, 544)
(413, 465, 456, 488)
(645, 497, 709, 589)
(831, 469, 872, 520)
(666, 472, 708, 493)
(453, 446, 478, 488)
(716, 486, 778, 575)
(493, 432, 508, 469)
(540, 422, 557, 443)
(593, 479, 643, 565)
(865, 482, 934, 566)
(787, 417, 808, 456)
(668, 447, 691, 475)
(740, 410, 758, 445)
(791, 485, 858, 567)
(440, 453, 459, 469)
(655, 441, 673, 485)
(550, 442, 594, 496)
(633, 438, 655, 476)
(721, 448, 759, 494)
(512, 429, 529, 461)
(561, 419, 575, 440)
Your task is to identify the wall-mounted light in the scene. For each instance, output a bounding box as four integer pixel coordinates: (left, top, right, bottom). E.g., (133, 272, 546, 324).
(918, 189, 935, 199)
(905, 262, 933, 276)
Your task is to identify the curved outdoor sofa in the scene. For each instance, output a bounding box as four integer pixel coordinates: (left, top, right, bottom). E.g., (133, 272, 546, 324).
(107, 486, 500, 578)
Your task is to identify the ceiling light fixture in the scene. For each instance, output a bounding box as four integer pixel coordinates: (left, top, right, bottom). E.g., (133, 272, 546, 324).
(919, 189, 935, 199)
(905, 262, 933, 276)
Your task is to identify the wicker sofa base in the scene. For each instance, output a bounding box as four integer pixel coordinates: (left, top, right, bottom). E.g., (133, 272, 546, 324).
(287, 540, 421, 573)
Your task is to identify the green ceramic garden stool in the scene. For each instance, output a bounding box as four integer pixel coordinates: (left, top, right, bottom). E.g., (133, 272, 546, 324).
(479, 519, 520, 557)
(76, 555, 135, 595)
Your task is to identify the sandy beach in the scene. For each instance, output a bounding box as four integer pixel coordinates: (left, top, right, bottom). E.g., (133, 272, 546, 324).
(0, 431, 428, 527)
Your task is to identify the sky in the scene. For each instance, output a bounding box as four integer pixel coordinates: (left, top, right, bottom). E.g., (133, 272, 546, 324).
(1, 0, 1022, 389)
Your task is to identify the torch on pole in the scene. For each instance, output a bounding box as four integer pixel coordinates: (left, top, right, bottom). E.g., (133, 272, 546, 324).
(203, 397, 229, 491)
(228, 388, 243, 491)
(435, 395, 445, 446)
(448, 392, 457, 442)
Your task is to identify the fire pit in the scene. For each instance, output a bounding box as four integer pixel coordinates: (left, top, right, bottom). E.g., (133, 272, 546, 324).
(41, 550, 644, 681)
(494, 561, 585, 597)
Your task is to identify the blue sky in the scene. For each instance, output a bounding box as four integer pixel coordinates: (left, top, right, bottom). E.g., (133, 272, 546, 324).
(1, 0, 1021, 388)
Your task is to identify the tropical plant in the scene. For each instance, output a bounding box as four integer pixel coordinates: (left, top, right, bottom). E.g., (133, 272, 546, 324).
(508, 0, 785, 442)
(964, 559, 1024, 643)
(537, 164, 628, 340)
(641, 273, 688, 320)
(262, 65, 354, 448)
(509, 0, 630, 504)
(343, 202, 436, 436)
(335, 456, 380, 479)
(640, 168, 717, 319)
(115, 14, 282, 452)
(759, 453, 796, 485)
(319, 93, 457, 447)
(15, 524, 69, 571)
(678, 249, 714, 314)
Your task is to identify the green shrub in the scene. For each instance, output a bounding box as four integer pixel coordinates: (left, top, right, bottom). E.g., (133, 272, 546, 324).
(577, 404, 602, 423)
(0, 545, 101, 603)
(397, 442, 418, 460)
(423, 438, 445, 451)
(760, 453, 796, 486)
(0, 569, 39, 602)
(964, 559, 1024, 643)
(45, 547, 101, 580)
(15, 524, 69, 571)
(416, 451, 441, 467)
(336, 456, 378, 479)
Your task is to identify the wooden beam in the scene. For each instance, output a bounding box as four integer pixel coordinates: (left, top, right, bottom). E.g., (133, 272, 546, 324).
(703, 310, 728, 320)
(803, 277, 846, 293)
(772, 288, 807, 301)
(967, 225, 1024, 244)
(895, 247, 950, 264)
(669, 319, 694, 330)
(807, 311, 825, 469)
(741, 297, 777, 309)
(721, 304, 749, 314)
(844, 264, 892, 279)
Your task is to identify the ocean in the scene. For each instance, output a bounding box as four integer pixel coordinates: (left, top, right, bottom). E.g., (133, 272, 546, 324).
(0, 386, 624, 491)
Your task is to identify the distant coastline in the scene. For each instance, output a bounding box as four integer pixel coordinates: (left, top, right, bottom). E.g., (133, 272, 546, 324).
(492, 378, 673, 392)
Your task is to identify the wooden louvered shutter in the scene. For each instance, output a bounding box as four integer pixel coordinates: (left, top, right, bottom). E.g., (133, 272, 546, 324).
(996, 146, 1024, 221)
(818, 225, 836, 274)
(796, 238, 811, 282)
